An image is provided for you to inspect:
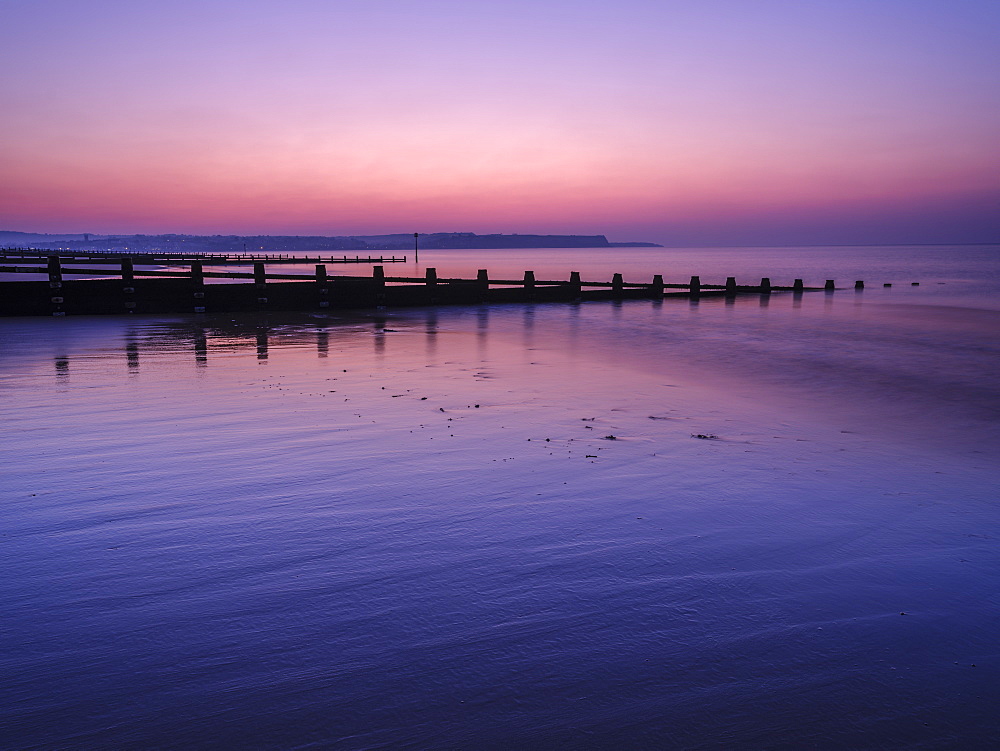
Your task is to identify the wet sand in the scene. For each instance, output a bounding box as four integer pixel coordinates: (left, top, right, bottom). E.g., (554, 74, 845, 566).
(1, 293, 998, 748)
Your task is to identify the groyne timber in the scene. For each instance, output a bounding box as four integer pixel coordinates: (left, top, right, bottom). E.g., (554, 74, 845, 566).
(0, 251, 840, 317)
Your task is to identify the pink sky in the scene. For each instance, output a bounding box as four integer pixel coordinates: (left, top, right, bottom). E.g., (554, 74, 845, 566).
(2, 0, 998, 245)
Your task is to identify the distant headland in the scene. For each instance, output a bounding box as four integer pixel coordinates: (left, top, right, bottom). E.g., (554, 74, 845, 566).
(0, 231, 661, 253)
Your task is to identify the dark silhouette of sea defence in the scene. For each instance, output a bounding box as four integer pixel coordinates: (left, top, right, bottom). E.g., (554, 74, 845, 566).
(0, 251, 830, 317)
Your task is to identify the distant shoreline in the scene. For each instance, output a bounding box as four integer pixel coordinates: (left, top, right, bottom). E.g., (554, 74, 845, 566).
(0, 231, 662, 254)
(2, 230, 995, 253)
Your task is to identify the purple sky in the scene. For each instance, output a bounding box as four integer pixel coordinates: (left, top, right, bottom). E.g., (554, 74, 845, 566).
(2, 0, 998, 245)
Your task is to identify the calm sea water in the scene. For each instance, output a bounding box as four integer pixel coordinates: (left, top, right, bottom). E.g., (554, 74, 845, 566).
(1, 245, 998, 749)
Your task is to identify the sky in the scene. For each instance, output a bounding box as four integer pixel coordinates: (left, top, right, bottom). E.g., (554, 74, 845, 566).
(2, 0, 998, 246)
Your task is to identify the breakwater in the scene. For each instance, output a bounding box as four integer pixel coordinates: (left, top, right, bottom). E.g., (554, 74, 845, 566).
(0, 253, 835, 317)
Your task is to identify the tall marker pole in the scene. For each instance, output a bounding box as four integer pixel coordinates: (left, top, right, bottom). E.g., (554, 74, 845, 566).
(414, 232, 419, 263)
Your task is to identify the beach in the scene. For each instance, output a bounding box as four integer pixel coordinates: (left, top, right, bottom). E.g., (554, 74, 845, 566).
(1, 245, 998, 748)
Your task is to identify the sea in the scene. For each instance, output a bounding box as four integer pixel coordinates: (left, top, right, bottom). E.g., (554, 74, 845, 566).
(1, 244, 998, 749)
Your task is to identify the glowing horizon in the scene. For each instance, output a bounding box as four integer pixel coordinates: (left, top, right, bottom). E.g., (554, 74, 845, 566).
(2, 0, 998, 245)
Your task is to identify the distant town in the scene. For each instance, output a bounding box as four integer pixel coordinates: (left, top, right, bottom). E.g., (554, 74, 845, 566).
(0, 231, 661, 254)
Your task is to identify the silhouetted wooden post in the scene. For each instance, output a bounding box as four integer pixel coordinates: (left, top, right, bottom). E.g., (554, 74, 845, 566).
(523, 271, 535, 290)
(190, 261, 206, 311)
(316, 264, 329, 308)
(855, 280, 864, 289)
(121, 257, 136, 311)
(48, 256, 65, 315)
(569, 271, 582, 297)
(424, 266, 438, 303)
(612, 273, 623, 298)
(650, 274, 664, 298)
(760, 277, 771, 294)
(47, 256, 62, 286)
(477, 269, 489, 299)
(824, 279, 835, 291)
(255, 262, 267, 304)
(373, 265, 386, 305)
(689, 275, 701, 295)
(725, 276, 737, 295)
(793, 278, 804, 292)
(414, 232, 419, 263)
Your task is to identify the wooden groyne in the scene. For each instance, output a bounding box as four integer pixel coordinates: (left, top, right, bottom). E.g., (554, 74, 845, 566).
(0, 255, 834, 317)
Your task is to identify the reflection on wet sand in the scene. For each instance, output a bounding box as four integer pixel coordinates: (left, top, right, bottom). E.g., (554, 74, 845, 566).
(195, 329, 208, 366)
(40, 309, 479, 373)
(424, 310, 438, 358)
(372, 315, 387, 355)
(521, 305, 535, 348)
(256, 328, 269, 361)
(126, 340, 139, 370)
(39, 293, 893, 379)
(476, 306, 489, 352)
